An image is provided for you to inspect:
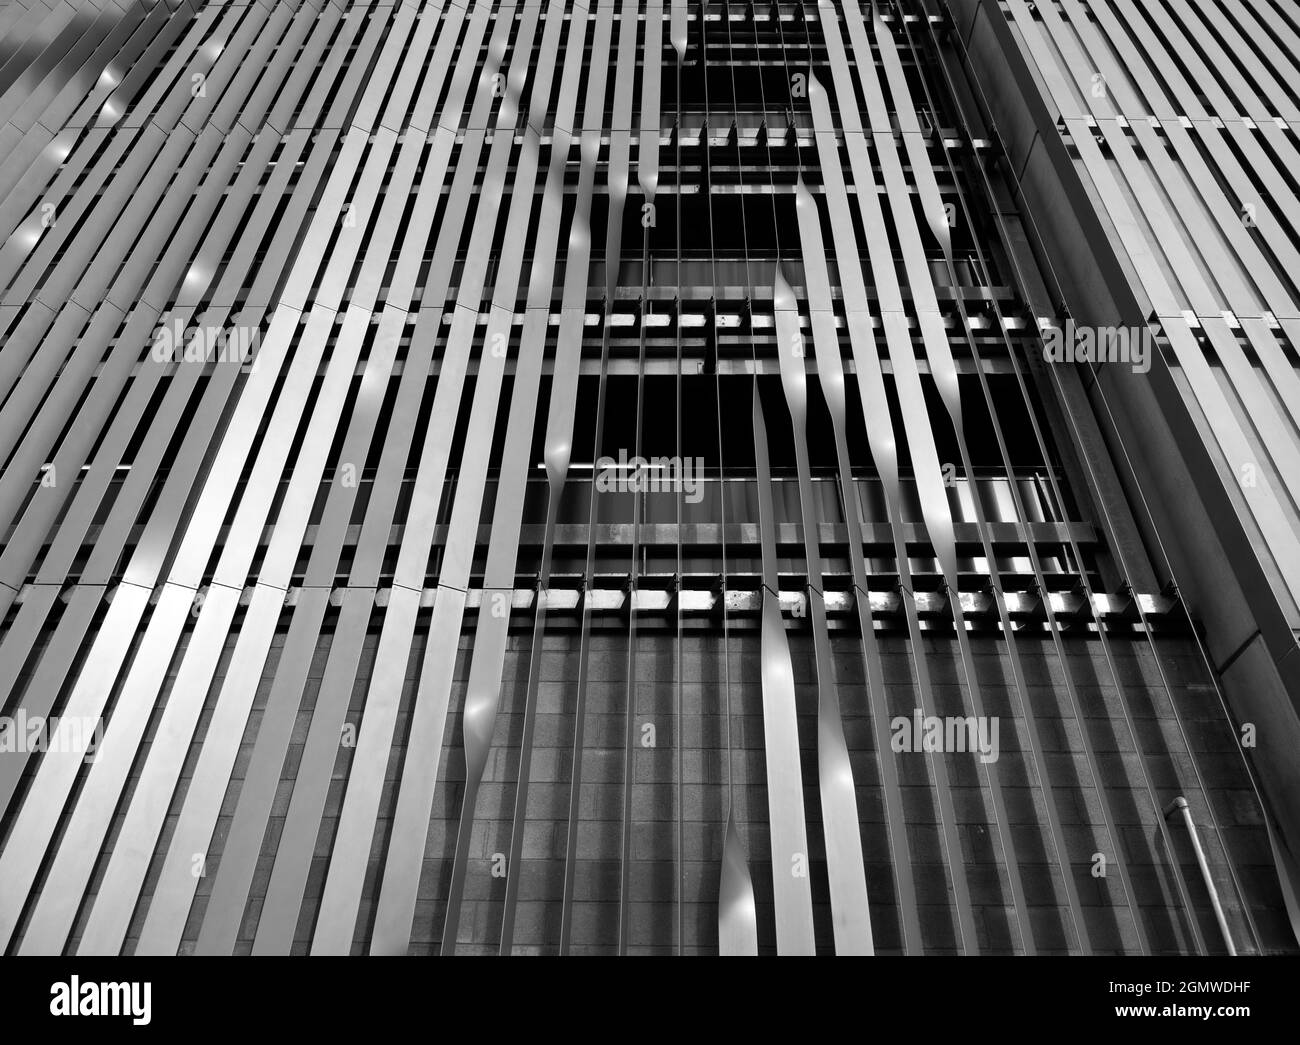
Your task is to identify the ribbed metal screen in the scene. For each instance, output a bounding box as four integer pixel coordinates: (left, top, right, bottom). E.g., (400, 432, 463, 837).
(0, 0, 1292, 956)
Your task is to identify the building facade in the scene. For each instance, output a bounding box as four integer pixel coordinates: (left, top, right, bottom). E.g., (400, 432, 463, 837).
(0, 0, 1296, 955)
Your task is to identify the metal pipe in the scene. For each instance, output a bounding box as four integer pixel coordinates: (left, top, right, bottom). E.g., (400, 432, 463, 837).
(1165, 797, 1238, 955)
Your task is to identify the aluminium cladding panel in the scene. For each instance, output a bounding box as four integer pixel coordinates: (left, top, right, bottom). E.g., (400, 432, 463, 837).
(378, 138, 540, 953)
(934, 2, 1236, 952)
(0, 300, 149, 559)
(1067, 122, 1300, 613)
(241, 2, 504, 954)
(0, 124, 249, 478)
(845, 5, 1011, 953)
(887, 12, 1095, 953)
(431, 301, 538, 956)
(1050, 5, 1300, 377)
(0, 4, 366, 951)
(0, 302, 244, 796)
(0, 0, 116, 129)
(14, 296, 360, 949)
(77, 302, 393, 952)
(432, 1, 567, 951)
(165, 55, 449, 956)
(498, 2, 601, 946)
(876, 18, 1039, 950)
(0, 2, 78, 77)
(130, 16, 405, 956)
(935, 0, 1270, 953)
(803, 69, 920, 951)
(286, 0, 511, 952)
(0, 31, 312, 949)
(0, 0, 152, 190)
(0, 124, 85, 255)
(637, 0, 660, 198)
(439, 299, 550, 954)
(0, 589, 102, 816)
(612, 0, 666, 956)
(86, 584, 291, 954)
(147, 300, 387, 946)
(751, 382, 816, 955)
(555, 0, 631, 956)
(904, 8, 1159, 956)
(17, 584, 242, 953)
(916, 63, 1094, 957)
(0, 582, 171, 949)
(771, 261, 873, 954)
